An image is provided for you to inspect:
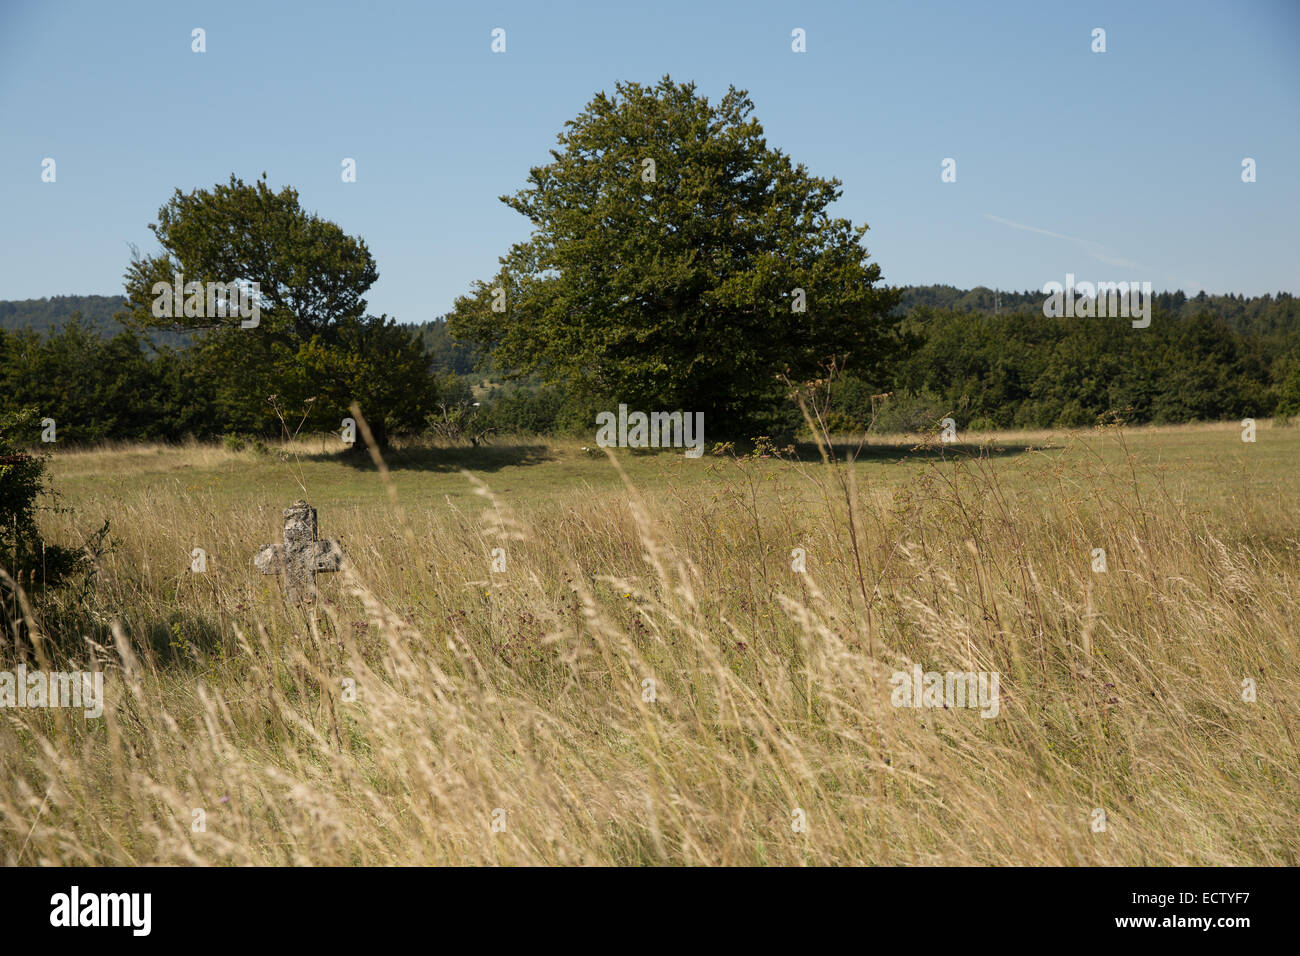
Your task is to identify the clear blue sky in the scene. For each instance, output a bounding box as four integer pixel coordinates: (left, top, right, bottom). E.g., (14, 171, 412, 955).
(2, 0, 1297, 324)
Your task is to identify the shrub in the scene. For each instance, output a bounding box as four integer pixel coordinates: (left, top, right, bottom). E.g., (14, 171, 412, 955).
(0, 409, 96, 650)
(871, 389, 949, 434)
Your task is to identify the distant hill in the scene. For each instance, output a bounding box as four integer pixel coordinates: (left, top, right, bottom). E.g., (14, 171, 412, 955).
(5, 286, 1297, 353)
(0, 295, 128, 336)
(0, 295, 193, 348)
(896, 284, 1300, 353)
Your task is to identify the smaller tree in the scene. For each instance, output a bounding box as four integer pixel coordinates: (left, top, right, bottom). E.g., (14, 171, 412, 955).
(121, 174, 437, 443)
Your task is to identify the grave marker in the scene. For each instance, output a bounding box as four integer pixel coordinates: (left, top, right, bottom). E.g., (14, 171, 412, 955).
(253, 500, 343, 603)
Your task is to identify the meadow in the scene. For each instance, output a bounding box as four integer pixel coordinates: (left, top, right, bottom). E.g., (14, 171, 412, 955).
(2, 421, 1297, 865)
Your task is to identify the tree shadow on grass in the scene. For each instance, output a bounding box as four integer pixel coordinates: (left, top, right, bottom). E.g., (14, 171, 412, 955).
(787, 438, 1054, 464)
(305, 437, 1054, 474)
(138, 611, 227, 666)
(307, 442, 556, 473)
(21, 609, 228, 669)
(606, 436, 1055, 467)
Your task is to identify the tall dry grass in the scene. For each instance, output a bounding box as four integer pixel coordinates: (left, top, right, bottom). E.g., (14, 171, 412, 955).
(1, 426, 1297, 865)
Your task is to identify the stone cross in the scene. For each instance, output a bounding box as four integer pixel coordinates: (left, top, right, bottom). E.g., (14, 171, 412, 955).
(254, 501, 344, 603)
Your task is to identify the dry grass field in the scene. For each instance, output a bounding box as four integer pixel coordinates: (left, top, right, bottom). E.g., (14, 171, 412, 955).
(2, 421, 1297, 865)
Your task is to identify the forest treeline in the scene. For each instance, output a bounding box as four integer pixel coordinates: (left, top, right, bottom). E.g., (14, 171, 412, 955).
(2, 286, 1298, 444)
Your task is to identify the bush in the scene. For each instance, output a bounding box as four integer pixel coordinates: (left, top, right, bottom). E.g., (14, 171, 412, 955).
(1276, 359, 1300, 416)
(475, 387, 569, 435)
(1056, 401, 1094, 428)
(0, 409, 96, 650)
(871, 389, 949, 434)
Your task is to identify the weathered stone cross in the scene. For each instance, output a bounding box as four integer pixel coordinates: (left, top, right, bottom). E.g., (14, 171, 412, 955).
(253, 501, 344, 603)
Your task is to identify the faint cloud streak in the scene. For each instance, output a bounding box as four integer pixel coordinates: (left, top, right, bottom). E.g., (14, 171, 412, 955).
(983, 213, 1200, 291)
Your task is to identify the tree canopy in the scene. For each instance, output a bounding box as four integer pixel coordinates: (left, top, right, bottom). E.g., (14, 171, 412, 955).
(121, 174, 434, 443)
(448, 76, 900, 436)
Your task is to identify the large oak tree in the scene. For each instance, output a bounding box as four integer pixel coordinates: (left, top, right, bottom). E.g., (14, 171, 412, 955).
(448, 77, 900, 437)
